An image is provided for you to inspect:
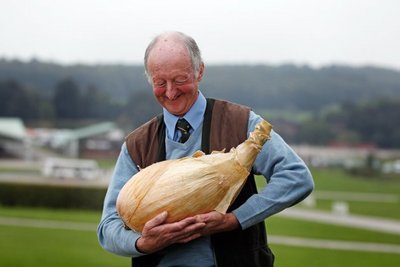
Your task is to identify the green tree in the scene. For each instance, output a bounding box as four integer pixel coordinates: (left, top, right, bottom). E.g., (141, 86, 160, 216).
(81, 85, 122, 119)
(296, 119, 336, 145)
(326, 98, 400, 148)
(53, 78, 82, 119)
(0, 80, 41, 120)
(119, 91, 160, 130)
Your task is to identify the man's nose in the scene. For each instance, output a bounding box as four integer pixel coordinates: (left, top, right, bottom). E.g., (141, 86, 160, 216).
(165, 82, 177, 99)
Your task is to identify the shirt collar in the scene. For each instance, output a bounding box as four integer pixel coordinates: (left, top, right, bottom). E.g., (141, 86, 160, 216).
(163, 91, 207, 140)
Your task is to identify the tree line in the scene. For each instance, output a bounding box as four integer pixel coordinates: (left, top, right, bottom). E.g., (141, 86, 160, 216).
(1, 59, 400, 148)
(2, 59, 400, 112)
(292, 99, 400, 148)
(1, 77, 399, 148)
(0, 78, 160, 130)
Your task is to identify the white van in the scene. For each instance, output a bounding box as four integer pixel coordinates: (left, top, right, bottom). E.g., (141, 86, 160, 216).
(42, 157, 99, 180)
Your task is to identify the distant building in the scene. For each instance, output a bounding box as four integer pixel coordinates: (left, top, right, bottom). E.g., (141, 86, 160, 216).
(292, 144, 374, 168)
(382, 160, 400, 174)
(44, 122, 124, 159)
(291, 144, 400, 169)
(0, 117, 30, 159)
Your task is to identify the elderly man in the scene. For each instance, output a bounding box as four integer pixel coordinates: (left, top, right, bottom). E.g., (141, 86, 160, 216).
(98, 31, 314, 267)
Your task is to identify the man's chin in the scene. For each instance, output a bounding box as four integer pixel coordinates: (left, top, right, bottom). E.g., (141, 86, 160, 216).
(163, 99, 189, 116)
(166, 106, 186, 117)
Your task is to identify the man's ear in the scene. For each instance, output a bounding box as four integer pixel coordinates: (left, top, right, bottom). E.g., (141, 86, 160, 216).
(197, 63, 205, 81)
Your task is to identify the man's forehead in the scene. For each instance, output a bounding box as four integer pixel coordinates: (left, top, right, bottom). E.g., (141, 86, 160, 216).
(150, 40, 188, 56)
(148, 45, 191, 67)
(150, 63, 193, 77)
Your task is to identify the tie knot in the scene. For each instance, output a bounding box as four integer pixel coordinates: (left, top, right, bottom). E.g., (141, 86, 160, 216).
(176, 118, 191, 143)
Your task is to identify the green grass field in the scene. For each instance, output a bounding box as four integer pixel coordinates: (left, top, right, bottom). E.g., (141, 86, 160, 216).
(0, 225, 127, 267)
(1, 167, 400, 266)
(272, 244, 400, 267)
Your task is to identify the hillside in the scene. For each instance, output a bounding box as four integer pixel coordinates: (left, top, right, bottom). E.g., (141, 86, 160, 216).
(1, 58, 399, 111)
(1, 59, 400, 148)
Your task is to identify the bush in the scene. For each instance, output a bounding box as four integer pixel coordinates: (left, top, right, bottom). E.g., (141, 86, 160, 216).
(0, 182, 107, 210)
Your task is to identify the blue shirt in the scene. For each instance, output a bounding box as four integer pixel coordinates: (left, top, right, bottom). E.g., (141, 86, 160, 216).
(164, 92, 206, 142)
(97, 92, 314, 266)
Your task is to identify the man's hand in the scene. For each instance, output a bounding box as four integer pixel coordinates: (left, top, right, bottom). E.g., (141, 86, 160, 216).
(135, 211, 239, 254)
(196, 211, 240, 236)
(135, 211, 206, 254)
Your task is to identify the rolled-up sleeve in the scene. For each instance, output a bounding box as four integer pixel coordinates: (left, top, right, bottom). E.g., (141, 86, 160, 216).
(233, 111, 314, 229)
(97, 143, 146, 257)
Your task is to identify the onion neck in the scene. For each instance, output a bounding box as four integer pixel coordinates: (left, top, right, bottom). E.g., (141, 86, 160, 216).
(235, 120, 272, 170)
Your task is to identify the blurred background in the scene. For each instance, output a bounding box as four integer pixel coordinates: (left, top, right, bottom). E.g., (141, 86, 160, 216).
(0, 0, 399, 266)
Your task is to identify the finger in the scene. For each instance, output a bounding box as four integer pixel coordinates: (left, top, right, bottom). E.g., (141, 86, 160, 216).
(180, 216, 198, 224)
(167, 216, 206, 233)
(144, 211, 168, 229)
(171, 222, 206, 242)
(183, 222, 206, 233)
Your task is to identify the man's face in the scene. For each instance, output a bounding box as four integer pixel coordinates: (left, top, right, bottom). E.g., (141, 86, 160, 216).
(147, 43, 204, 117)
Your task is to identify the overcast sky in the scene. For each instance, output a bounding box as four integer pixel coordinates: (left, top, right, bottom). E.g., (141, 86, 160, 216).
(1, 0, 399, 69)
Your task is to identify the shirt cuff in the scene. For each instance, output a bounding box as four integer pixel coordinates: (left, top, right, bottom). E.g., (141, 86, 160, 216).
(232, 203, 258, 230)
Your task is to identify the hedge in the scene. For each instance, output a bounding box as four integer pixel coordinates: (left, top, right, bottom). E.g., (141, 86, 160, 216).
(0, 182, 107, 210)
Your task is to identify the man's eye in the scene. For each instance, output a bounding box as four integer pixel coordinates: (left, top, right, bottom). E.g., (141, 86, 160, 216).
(175, 78, 188, 85)
(154, 81, 166, 87)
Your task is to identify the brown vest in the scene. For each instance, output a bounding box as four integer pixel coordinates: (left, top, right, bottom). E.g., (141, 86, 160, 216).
(126, 99, 274, 267)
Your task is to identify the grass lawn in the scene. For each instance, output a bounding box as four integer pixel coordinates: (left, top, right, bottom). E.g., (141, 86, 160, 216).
(271, 244, 400, 267)
(1, 205, 400, 267)
(311, 168, 400, 195)
(256, 167, 400, 220)
(0, 206, 102, 222)
(0, 206, 123, 267)
(310, 168, 400, 220)
(315, 199, 400, 220)
(0, 225, 127, 267)
(266, 216, 400, 245)
(1, 167, 400, 266)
